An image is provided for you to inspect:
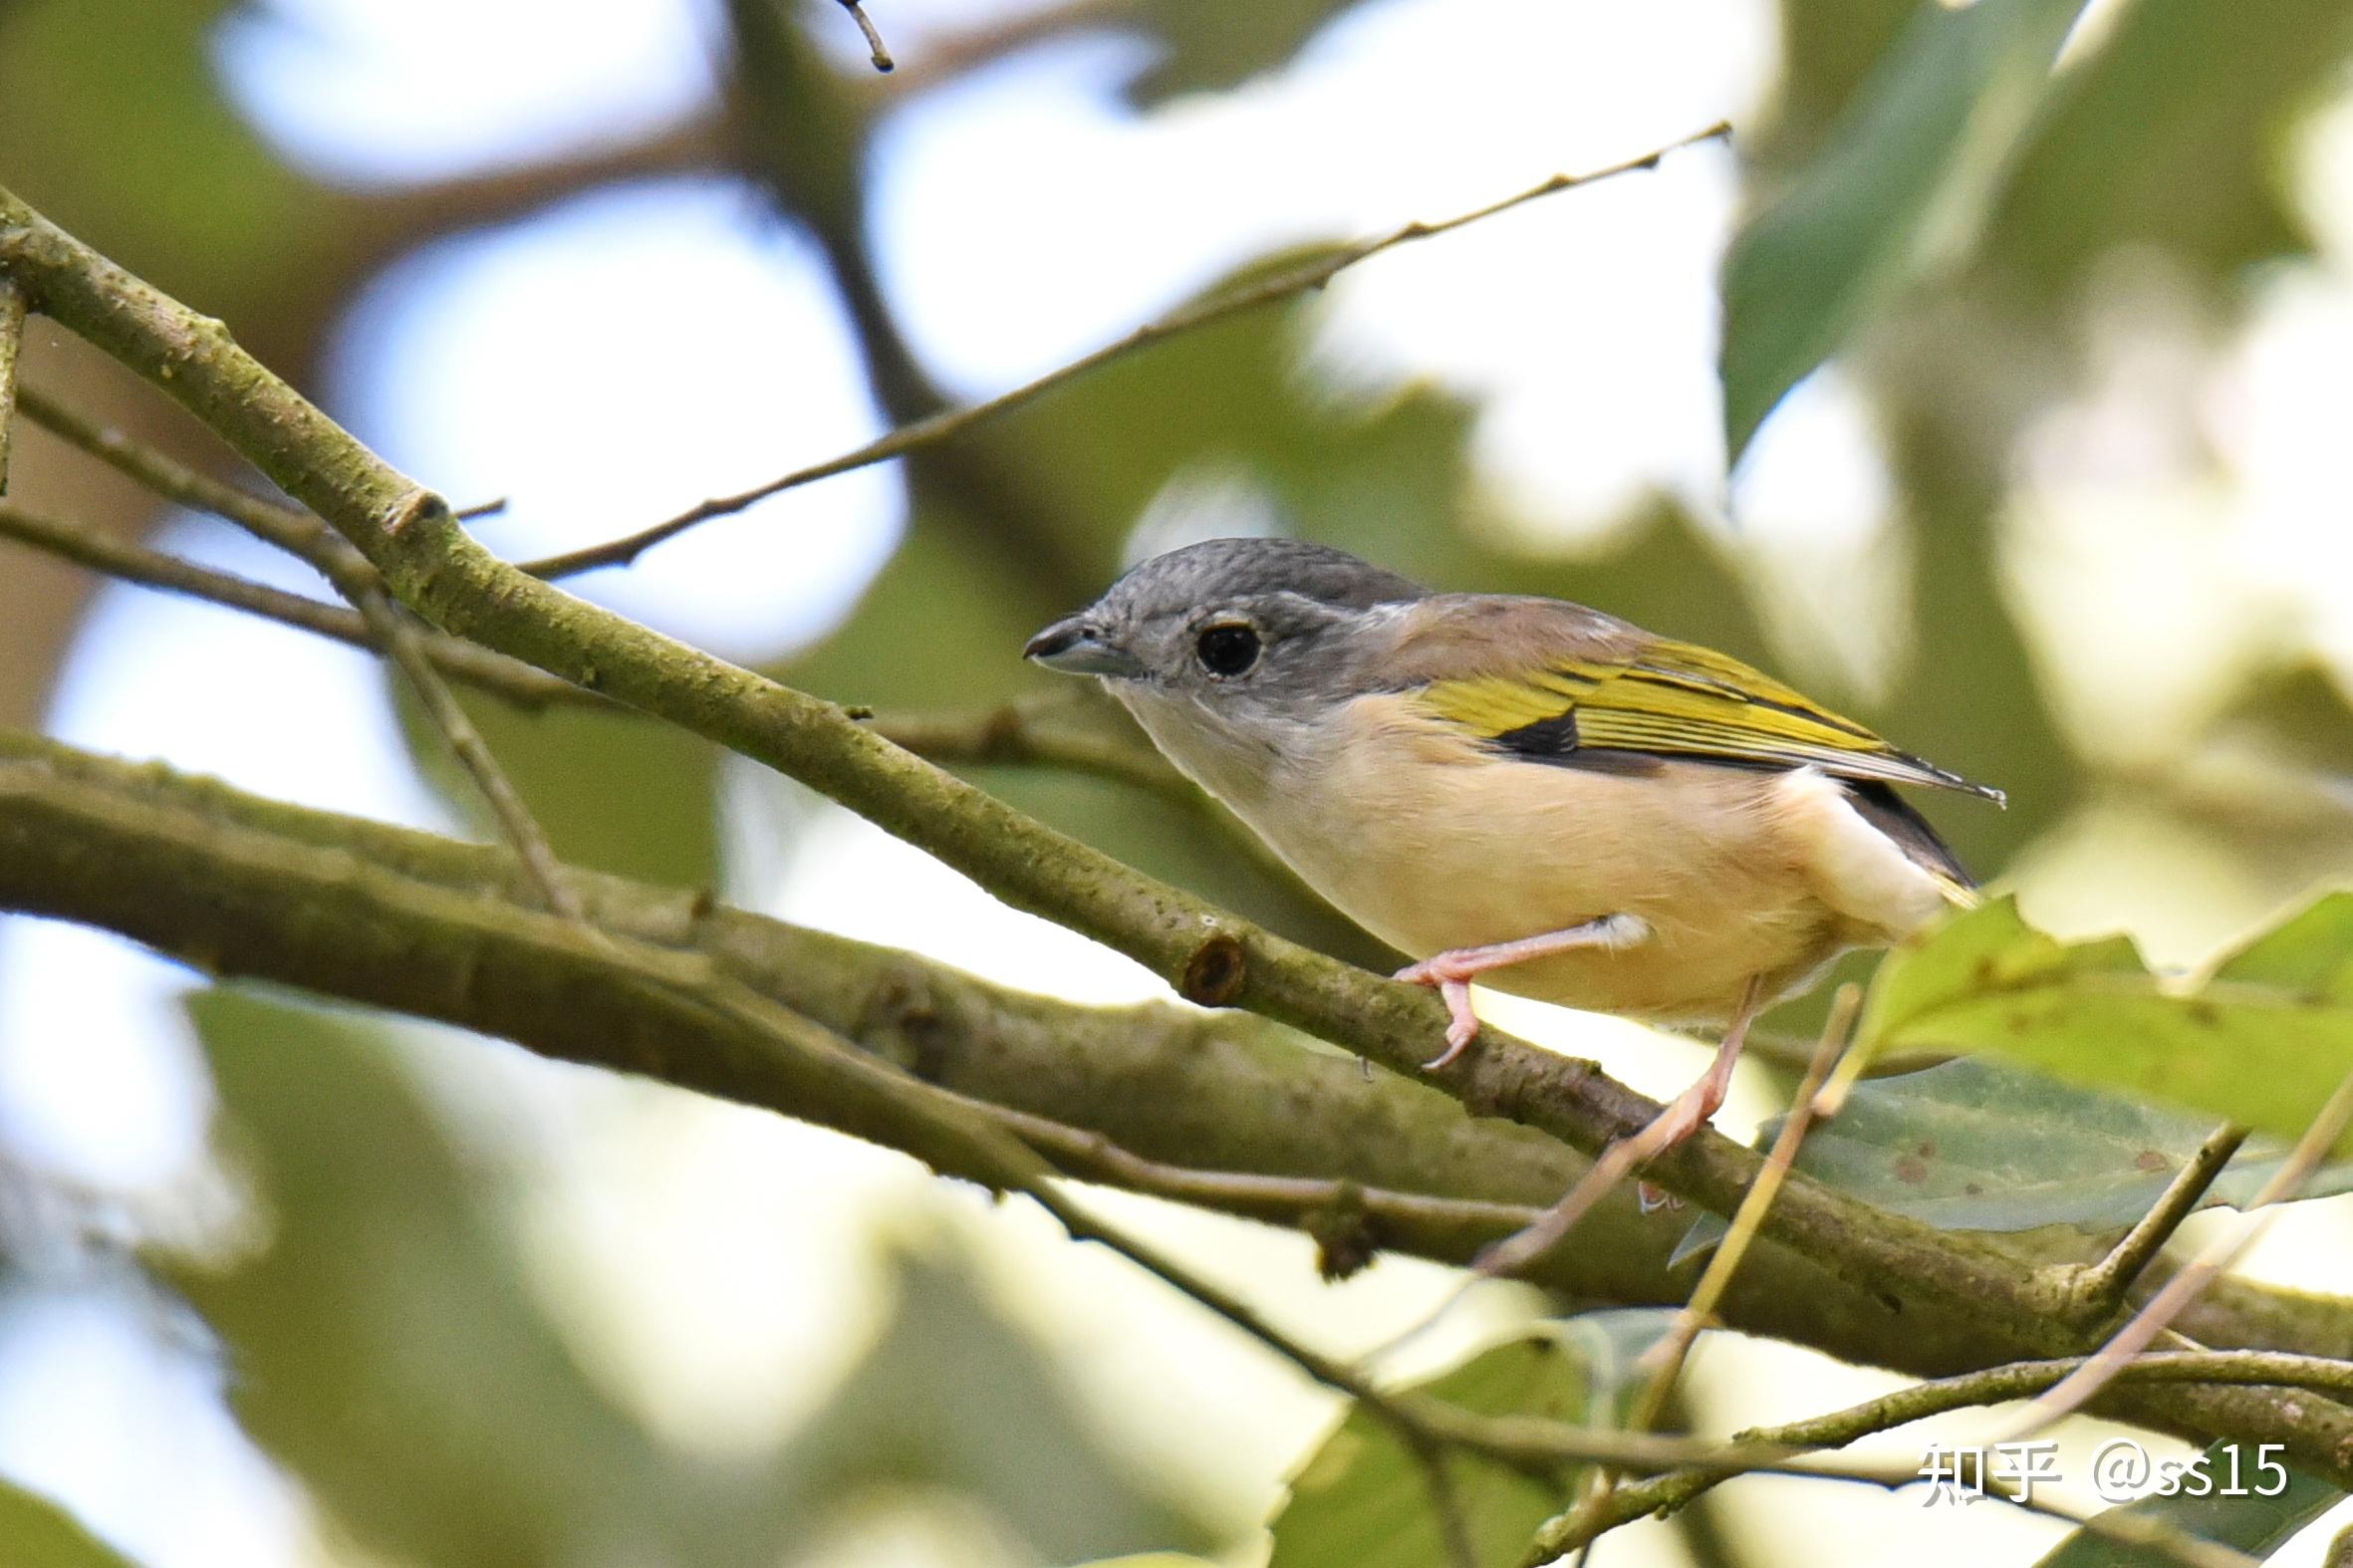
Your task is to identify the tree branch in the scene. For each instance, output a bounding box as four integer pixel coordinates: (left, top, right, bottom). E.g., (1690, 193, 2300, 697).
(1548, 1348, 2353, 1555)
(864, 691, 1191, 800)
(9, 177, 2353, 1484)
(722, 0, 1103, 611)
(16, 384, 585, 916)
(0, 277, 23, 494)
(13, 390, 599, 708)
(2063, 1125, 2247, 1325)
(516, 122, 1732, 580)
(17, 730, 2260, 1536)
(0, 495, 597, 709)
(5, 728, 2353, 1481)
(2003, 1074, 2353, 1440)
(865, 691, 1361, 920)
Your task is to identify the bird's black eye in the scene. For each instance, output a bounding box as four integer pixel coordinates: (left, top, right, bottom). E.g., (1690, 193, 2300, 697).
(1194, 623, 1261, 677)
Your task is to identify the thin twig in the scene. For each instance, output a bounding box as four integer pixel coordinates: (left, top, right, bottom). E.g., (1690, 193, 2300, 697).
(452, 496, 509, 521)
(518, 122, 1732, 580)
(1641, 986, 1860, 1404)
(365, 593, 587, 918)
(835, 0, 895, 72)
(0, 278, 24, 494)
(868, 0, 1130, 98)
(866, 695, 1191, 799)
(1997, 1068, 2353, 1439)
(1531, 986, 1856, 1562)
(1540, 1346, 2353, 1560)
(16, 386, 586, 918)
(19, 173, 2353, 1483)
(686, 971, 1665, 1496)
(2064, 1125, 2247, 1324)
(19, 385, 344, 553)
(8, 726, 2353, 1538)
(0, 496, 598, 709)
(969, 1092, 1541, 1239)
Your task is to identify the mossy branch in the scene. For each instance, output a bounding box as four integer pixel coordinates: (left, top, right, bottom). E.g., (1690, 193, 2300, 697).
(0, 181, 2074, 1329)
(3, 728, 2353, 1481)
(8, 182, 2353, 1481)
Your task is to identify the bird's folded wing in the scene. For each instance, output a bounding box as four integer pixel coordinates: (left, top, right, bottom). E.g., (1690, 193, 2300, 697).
(1414, 637, 2005, 804)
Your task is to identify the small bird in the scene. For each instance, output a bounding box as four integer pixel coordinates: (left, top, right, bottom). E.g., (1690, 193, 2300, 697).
(1024, 538, 2001, 1154)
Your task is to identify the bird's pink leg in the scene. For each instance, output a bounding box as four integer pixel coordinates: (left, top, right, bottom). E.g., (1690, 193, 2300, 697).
(1395, 914, 1647, 1070)
(1632, 985, 1761, 1157)
(1627, 981, 1764, 1208)
(1481, 978, 1769, 1277)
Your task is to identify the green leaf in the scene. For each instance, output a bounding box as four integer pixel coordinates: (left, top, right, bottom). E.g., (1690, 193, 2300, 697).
(1127, 0, 1377, 106)
(2033, 1443, 2336, 1566)
(1982, 0, 2353, 300)
(1719, 0, 2087, 462)
(0, 0, 310, 310)
(1269, 1313, 1670, 1568)
(0, 1478, 134, 1568)
(1725, 1057, 2353, 1233)
(1757, 0, 1925, 170)
(1858, 897, 2353, 1156)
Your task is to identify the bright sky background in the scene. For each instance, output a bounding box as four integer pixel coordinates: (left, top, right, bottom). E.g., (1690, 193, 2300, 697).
(8, 0, 2353, 1563)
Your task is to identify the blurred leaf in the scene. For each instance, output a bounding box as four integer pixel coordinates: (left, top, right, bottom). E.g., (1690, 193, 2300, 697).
(1270, 1316, 1668, 1568)
(783, 524, 1057, 710)
(786, 1243, 1219, 1561)
(172, 990, 809, 1568)
(175, 991, 1222, 1567)
(0, 0, 309, 312)
(1127, 0, 1376, 106)
(0, 1477, 134, 1568)
(2214, 893, 2353, 999)
(988, 259, 1481, 589)
(399, 685, 721, 889)
(1760, 0, 1925, 171)
(1858, 897, 2353, 1155)
(1720, 0, 2087, 462)
(1721, 1057, 2353, 1234)
(2202, 661, 2353, 783)
(2033, 1443, 2336, 1566)
(1552, 1306, 1678, 1424)
(1983, 0, 2353, 299)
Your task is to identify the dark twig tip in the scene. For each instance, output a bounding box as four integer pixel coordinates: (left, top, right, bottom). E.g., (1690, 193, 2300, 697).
(836, 0, 895, 73)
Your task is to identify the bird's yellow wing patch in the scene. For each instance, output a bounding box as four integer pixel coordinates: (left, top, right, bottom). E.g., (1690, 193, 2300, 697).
(1416, 639, 2003, 802)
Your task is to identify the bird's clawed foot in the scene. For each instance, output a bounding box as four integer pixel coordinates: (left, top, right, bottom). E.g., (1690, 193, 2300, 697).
(1394, 956, 1486, 1069)
(1395, 915, 1649, 1072)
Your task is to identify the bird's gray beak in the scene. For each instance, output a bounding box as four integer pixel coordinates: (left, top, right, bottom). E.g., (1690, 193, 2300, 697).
(1024, 617, 1143, 678)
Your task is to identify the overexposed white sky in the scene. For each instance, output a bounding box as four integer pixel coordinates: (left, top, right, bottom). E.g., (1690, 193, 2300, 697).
(9, 0, 2353, 1563)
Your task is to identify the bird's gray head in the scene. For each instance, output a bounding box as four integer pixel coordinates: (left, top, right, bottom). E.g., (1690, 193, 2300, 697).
(1024, 538, 1427, 713)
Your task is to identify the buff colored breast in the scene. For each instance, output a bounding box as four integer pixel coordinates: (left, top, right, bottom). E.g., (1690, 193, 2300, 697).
(1126, 688, 1955, 1025)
